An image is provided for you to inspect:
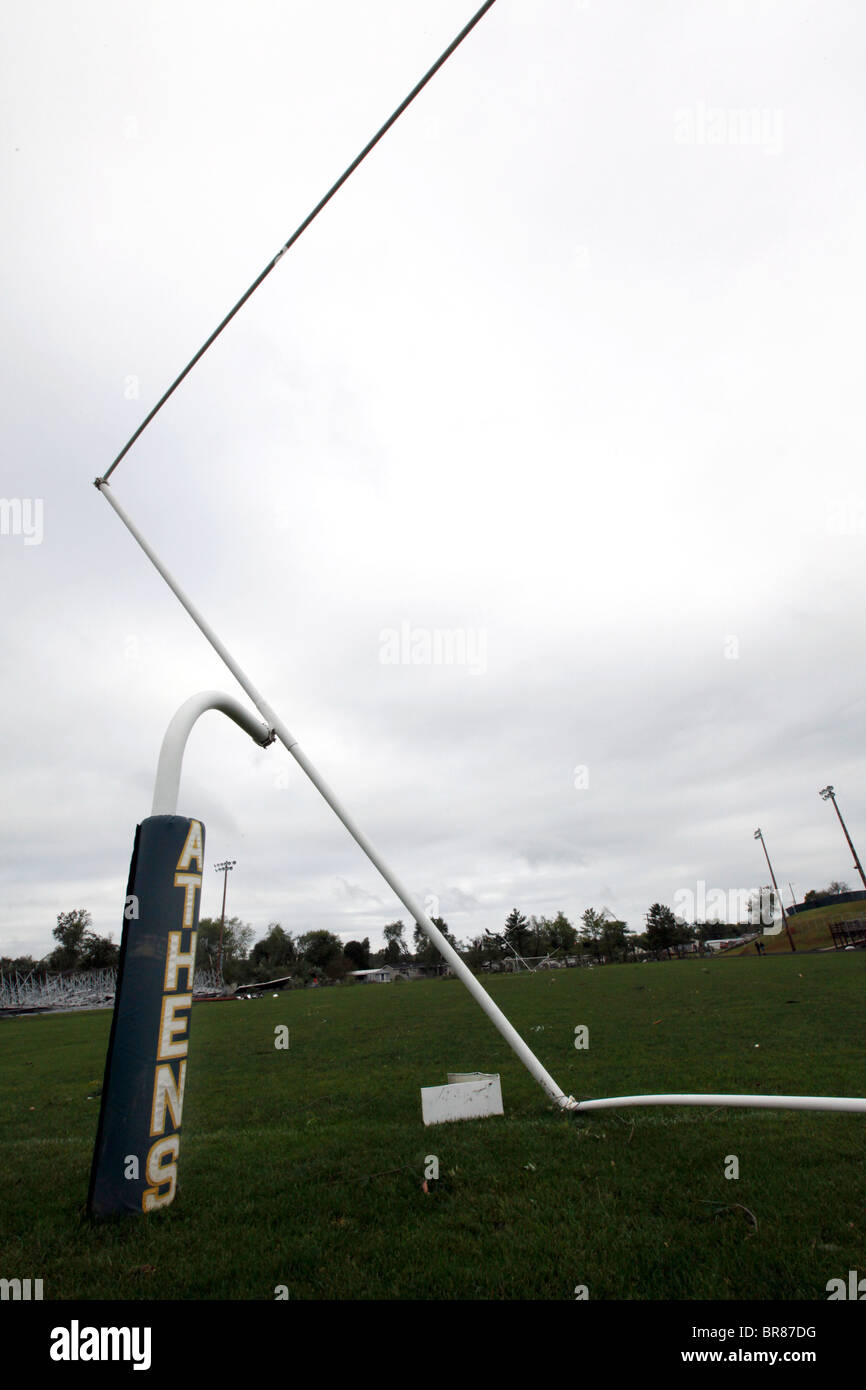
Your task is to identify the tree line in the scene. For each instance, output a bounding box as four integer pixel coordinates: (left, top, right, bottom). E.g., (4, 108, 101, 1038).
(1, 909, 119, 977)
(5, 879, 853, 984)
(194, 906, 665, 981)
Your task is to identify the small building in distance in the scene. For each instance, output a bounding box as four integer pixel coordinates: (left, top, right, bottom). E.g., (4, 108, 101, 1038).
(350, 962, 451, 983)
(350, 966, 400, 984)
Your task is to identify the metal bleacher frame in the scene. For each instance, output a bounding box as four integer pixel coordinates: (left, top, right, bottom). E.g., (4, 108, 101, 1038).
(829, 919, 866, 949)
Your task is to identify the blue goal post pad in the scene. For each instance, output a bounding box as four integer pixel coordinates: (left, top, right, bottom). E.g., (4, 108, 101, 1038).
(87, 815, 205, 1218)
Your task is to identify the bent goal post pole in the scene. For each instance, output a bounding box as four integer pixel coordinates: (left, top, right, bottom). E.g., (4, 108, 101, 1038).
(93, 481, 866, 1121)
(574, 1092, 866, 1115)
(94, 478, 576, 1112)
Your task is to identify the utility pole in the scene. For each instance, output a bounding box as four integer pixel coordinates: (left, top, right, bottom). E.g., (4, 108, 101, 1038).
(754, 829, 796, 951)
(819, 786, 866, 890)
(214, 860, 236, 979)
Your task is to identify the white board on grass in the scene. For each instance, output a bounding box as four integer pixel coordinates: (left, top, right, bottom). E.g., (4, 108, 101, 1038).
(421, 1073, 503, 1125)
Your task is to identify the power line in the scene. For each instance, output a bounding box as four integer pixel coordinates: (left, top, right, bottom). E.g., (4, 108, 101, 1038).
(99, 0, 499, 485)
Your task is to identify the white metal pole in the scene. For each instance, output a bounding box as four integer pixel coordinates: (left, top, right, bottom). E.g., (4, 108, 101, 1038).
(574, 1092, 866, 1114)
(95, 479, 575, 1110)
(152, 690, 273, 816)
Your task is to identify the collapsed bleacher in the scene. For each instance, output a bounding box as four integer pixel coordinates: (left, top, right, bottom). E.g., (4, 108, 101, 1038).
(829, 919, 866, 950)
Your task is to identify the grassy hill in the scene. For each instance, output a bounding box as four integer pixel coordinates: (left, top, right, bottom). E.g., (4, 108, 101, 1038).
(727, 898, 866, 955)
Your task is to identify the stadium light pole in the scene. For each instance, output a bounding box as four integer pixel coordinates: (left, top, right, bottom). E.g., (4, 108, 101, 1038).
(819, 786, 866, 890)
(754, 829, 796, 952)
(215, 860, 236, 980)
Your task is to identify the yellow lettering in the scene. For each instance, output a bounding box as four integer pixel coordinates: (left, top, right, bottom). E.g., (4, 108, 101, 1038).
(164, 930, 197, 991)
(158, 993, 192, 1060)
(150, 1060, 187, 1137)
(176, 819, 204, 872)
(174, 873, 202, 929)
(142, 1135, 179, 1211)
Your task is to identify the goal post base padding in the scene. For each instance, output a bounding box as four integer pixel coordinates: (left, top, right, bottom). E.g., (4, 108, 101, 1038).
(87, 815, 205, 1218)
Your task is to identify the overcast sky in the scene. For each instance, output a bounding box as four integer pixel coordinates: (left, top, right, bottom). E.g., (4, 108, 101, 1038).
(2, 0, 865, 963)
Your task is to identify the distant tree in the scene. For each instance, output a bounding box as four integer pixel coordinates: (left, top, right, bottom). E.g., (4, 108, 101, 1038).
(546, 911, 578, 954)
(46, 909, 92, 972)
(644, 903, 678, 954)
(0, 955, 39, 975)
(674, 918, 698, 946)
(79, 932, 119, 970)
(323, 952, 350, 982)
(296, 929, 344, 972)
(527, 914, 573, 956)
(503, 908, 531, 957)
(528, 916, 546, 955)
(481, 930, 505, 962)
(42, 911, 121, 974)
(600, 918, 630, 961)
(196, 916, 254, 983)
(383, 920, 409, 965)
(463, 937, 485, 970)
(344, 938, 371, 971)
(412, 921, 428, 959)
(249, 923, 296, 980)
(413, 916, 457, 964)
(803, 882, 849, 905)
(580, 908, 606, 960)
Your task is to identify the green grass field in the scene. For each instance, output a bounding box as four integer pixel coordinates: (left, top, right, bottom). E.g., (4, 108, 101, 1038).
(2, 954, 864, 1301)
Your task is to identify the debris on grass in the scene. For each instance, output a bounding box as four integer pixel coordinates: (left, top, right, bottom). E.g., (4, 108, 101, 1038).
(698, 1199, 758, 1234)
